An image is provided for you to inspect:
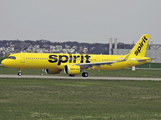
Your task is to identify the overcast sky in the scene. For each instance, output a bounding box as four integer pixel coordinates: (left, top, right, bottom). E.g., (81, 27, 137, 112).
(0, 0, 161, 44)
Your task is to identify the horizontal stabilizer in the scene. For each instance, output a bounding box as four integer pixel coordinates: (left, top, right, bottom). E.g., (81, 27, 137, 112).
(137, 58, 151, 63)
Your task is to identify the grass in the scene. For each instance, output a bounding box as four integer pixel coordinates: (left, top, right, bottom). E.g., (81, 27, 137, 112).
(0, 78, 161, 120)
(0, 66, 43, 75)
(0, 66, 161, 78)
(136, 62, 161, 68)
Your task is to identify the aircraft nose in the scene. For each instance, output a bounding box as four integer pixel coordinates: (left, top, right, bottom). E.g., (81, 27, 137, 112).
(1, 59, 7, 67)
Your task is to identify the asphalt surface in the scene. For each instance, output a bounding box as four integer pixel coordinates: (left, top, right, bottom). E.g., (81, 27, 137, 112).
(0, 74, 161, 81)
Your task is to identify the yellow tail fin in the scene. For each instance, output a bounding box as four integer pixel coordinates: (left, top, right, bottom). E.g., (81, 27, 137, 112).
(130, 34, 150, 57)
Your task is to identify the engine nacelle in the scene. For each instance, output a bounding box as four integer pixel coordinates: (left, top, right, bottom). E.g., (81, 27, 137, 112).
(45, 69, 61, 74)
(64, 65, 80, 75)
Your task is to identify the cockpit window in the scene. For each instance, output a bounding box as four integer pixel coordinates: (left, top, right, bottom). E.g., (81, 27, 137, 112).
(7, 56, 16, 60)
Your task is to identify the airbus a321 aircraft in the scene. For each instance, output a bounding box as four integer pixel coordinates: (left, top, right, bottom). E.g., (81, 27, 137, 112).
(1, 34, 151, 77)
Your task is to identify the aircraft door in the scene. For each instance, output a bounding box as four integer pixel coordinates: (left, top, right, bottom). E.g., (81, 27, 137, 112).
(96, 57, 100, 62)
(20, 54, 25, 63)
(127, 59, 133, 65)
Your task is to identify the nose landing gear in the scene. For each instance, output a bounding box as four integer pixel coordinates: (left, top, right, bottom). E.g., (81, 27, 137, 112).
(18, 69, 22, 76)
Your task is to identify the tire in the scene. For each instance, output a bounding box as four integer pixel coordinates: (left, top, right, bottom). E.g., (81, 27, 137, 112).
(18, 72, 22, 76)
(69, 74, 75, 77)
(82, 72, 88, 77)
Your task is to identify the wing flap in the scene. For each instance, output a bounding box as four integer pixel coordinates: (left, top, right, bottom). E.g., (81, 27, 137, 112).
(72, 61, 117, 70)
(75, 61, 116, 66)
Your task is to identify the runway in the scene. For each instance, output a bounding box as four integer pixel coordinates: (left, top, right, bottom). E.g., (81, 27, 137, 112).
(0, 74, 161, 81)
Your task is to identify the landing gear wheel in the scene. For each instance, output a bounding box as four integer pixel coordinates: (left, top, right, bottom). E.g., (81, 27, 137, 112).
(18, 72, 22, 76)
(69, 74, 75, 77)
(82, 72, 88, 77)
(18, 69, 22, 76)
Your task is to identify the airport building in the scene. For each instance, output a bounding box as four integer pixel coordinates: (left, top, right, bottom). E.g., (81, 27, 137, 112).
(110, 38, 161, 63)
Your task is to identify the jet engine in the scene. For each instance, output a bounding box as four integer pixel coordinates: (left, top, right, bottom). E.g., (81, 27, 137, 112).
(45, 69, 61, 74)
(64, 65, 80, 75)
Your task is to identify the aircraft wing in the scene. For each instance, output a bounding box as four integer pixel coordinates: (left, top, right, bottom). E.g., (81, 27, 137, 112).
(74, 61, 117, 69)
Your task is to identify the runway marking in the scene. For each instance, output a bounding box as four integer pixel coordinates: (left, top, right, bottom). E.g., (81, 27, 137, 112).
(0, 75, 161, 81)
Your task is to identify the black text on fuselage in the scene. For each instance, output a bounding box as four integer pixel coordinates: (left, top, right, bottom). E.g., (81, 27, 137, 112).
(48, 54, 91, 65)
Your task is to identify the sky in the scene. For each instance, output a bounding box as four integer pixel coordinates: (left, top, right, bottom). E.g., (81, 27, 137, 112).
(0, 0, 161, 44)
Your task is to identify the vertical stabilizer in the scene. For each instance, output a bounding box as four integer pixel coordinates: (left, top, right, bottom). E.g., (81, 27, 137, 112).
(129, 34, 150, 57)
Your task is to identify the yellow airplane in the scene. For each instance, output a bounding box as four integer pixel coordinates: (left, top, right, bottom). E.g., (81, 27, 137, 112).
(1, 34, 151, 77)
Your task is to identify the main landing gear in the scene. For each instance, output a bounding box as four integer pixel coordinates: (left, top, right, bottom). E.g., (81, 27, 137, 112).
(18, 69, 22, 76)
(69, 74, 75, 77)
(69, 72, 88, 77)
(81, 68, 88, 77)
(82, 72, 88, 77)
